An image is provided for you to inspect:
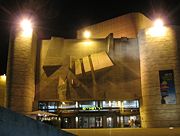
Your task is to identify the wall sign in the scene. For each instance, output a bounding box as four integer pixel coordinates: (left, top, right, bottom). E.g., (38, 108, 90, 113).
(82, 106, 102, 110)
(159, 70, 176, 104)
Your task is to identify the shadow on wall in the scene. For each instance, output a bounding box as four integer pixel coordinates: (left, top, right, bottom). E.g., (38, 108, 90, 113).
(0, 107, 75, 136)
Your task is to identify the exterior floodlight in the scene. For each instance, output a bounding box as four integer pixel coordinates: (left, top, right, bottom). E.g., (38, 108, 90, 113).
(20, 19, 33, 37)
(147, 18, 166, 37)
(83, 30, 91, 39)
(154, 19, 164, 28)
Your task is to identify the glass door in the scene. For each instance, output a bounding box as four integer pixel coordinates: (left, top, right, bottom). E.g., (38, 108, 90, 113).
(107, 117, 113, 128)
(89, 117, 95, 128)
(62, 117, 71, 128)
(79, 116, 89, 128)
(95, 116, 103, 128)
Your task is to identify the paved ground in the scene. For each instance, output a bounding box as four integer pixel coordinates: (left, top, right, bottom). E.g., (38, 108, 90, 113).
(63, 128, 180, 136)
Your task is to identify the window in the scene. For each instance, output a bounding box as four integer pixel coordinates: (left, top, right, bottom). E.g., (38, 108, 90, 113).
(38, 102, 48, 110)
(79, 101, 98, 108)
(101, 101, 110, 107)
(59, 102, 76, 109)
(123, 100, 139, 108)
(38, 101, 58, 112)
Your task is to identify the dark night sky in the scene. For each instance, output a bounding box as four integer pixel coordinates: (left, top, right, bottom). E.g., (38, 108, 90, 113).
(1, 0, 180, 74)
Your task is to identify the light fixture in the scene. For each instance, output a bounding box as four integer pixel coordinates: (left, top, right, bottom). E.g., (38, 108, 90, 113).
(83, 30, 91, 39)
(154, 19, 164, 28)
(20, 18, 33, 37)
(147, 18, 166, 37)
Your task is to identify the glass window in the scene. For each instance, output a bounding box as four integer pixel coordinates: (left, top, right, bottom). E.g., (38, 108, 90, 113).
(123, 100, 139, 108)
(101, 101, 111, 107)
(48, 102, 57, 109)
(38, 101, 58, 112)
(59, 102, 76, 109)
(47, 109, 56, 112)
(111, 101, 119, 107)
(79, 117, 89, 128)
(107, 117, 113, 128)
(79, 101, 98, 108)
(38, 102, 48, 110)
(89, 117, 95, 128)
(96, 117, 102, 128)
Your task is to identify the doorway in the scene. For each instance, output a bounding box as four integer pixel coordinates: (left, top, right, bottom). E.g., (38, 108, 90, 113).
(79, 116, 103, 128)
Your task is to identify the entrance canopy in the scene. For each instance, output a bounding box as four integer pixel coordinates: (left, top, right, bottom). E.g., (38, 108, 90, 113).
(27, 110, 58, 116)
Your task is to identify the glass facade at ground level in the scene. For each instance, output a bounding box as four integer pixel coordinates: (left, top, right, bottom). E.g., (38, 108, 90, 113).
(38, 100, 140, 128)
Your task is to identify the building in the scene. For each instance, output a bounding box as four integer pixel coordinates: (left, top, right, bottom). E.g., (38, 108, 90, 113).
(3, 12, 180, 128)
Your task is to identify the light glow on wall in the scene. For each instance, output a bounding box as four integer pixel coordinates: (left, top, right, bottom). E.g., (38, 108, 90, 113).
(0, 74, 6, 81)
(146, 18, 166, 37)
(20, 19, 33, 37)
(82, 40, 93, 46)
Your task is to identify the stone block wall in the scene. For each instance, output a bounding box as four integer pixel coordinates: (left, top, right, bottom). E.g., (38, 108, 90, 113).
(6, 29, 37, 113)
(138, 26, 180, 127)
(37, 36, 141, 102)
(77, 12, 152, 39)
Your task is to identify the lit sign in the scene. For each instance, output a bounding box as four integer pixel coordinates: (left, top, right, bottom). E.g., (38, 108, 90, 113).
(82, 106, 102, 110)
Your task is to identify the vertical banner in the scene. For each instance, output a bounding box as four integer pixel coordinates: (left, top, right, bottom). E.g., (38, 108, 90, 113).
(159, 70, 176, 104)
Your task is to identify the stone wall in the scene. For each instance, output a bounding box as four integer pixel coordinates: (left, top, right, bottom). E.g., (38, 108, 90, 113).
(6, 29, 37, 113)
(77, 12, 152, 39)
(37, 37, 108, 101)
(37, 36, 141, 102)
(106, 38, 141, 100)
(138, 26, 180, 127)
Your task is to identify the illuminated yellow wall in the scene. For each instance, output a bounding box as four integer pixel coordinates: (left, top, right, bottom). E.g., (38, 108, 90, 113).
(6, 28, 37, 113)
(37, 35, 141, 102)
(77, 12, 152, 39)
(0, 75, 6, 107)
(38, 37, 108, 101)
(138, 26, 180, 127)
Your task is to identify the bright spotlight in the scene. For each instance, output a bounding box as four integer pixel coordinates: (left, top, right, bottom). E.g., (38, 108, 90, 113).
(147, 18, 166, 37)
(20, 19, 33, 37)
(154, 19, 164, 28)
(83, 30, 91, 39)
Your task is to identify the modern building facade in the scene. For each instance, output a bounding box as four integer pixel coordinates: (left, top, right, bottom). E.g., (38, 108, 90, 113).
(3, 12, 180, 128)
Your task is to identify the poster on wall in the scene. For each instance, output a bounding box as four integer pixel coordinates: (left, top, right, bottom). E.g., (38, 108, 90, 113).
(159, 70, 176, 104)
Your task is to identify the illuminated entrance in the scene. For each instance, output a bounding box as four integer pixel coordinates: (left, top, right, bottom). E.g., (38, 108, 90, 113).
(38, 100, 140, 128)
(78, 116, 103, 128)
